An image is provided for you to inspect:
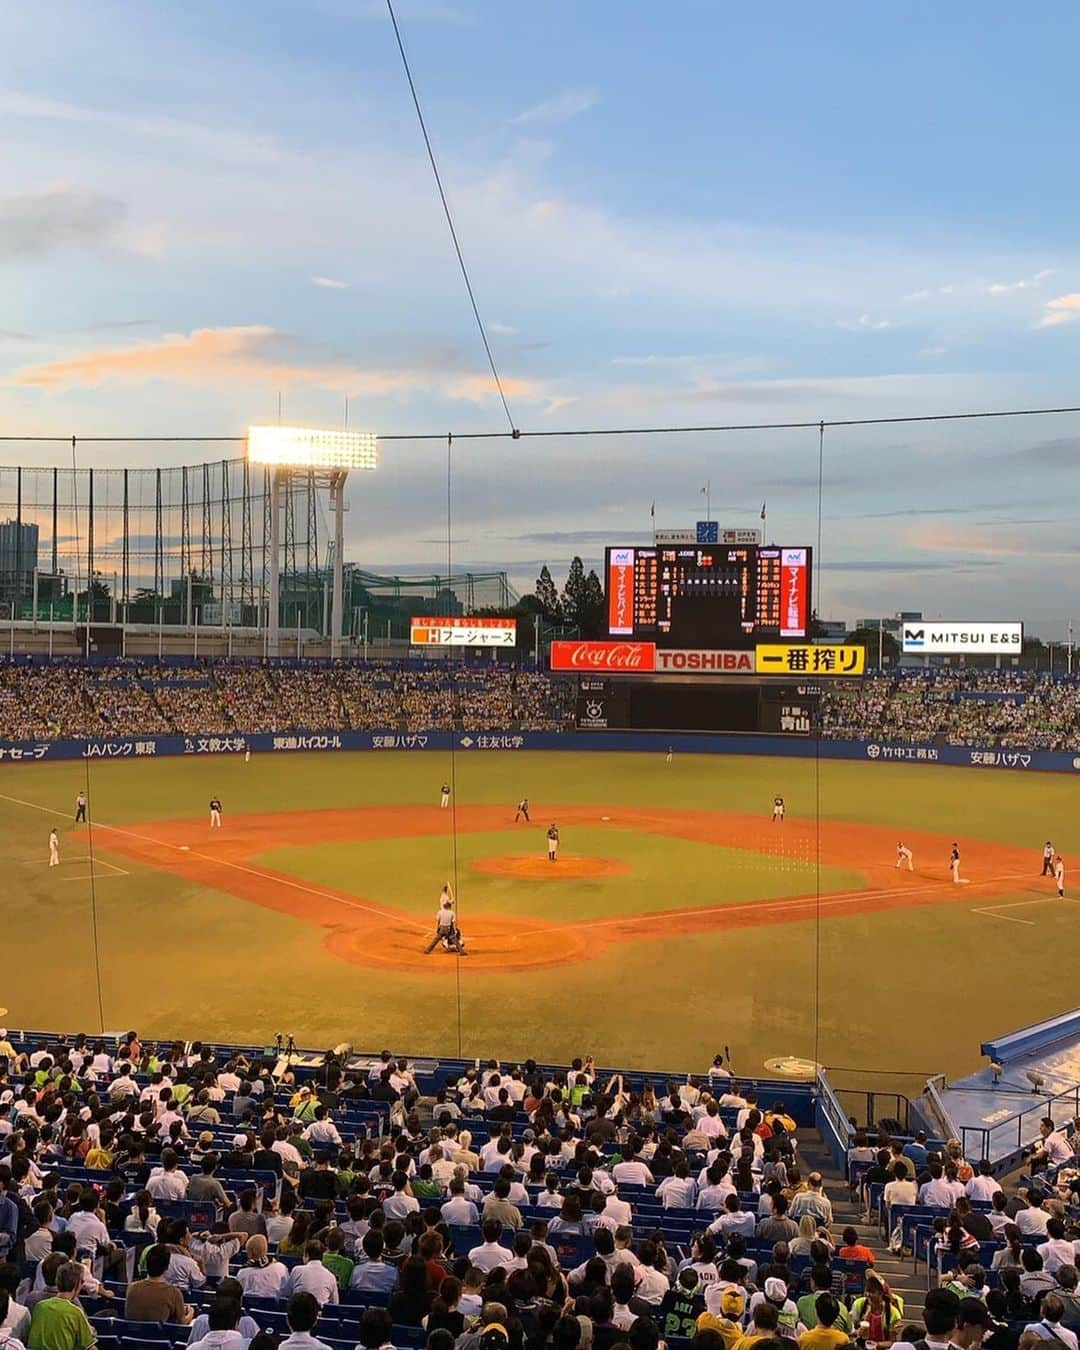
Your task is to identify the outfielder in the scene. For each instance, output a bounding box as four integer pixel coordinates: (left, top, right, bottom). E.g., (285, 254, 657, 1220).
(896, 841, 914, 872)
(75, 791, 87, 824)
(772, 795, 785, 823)
(440, 783, 450, 810)
(547, 823, 559, 862)
(1055, 854, 1066, 899)
(665, 746, 673, 765)
(209, 796, 223, 829)
(49, 829, 60, 868)
(515, 797, 530, 823)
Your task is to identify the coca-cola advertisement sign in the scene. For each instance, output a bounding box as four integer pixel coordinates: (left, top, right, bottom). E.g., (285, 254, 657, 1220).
(550, 640, 657, 672)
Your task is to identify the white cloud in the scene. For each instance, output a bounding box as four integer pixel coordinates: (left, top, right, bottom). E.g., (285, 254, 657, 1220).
(987, 268, 1053, 295)
(489, 322, 517, 335)
(512, 90, 598, 127)
(1036, 293, 1080, 328)
(311, 275, 351, 289)
(836, 314, 893, 332)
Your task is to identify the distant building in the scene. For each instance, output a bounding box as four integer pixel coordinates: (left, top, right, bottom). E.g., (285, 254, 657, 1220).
(816, 619, 848, 640)
(857, 611, 922, 634)
(0, 519, 39, 601)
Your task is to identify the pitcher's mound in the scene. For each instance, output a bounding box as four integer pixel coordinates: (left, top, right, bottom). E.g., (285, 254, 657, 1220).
(471, 854, 631, 880)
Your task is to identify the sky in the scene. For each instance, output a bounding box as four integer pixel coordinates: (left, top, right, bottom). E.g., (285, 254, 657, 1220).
(2, 0, 1079, 633)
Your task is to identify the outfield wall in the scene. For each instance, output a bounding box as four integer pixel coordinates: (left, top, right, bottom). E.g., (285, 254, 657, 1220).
(0, 728, 1077, 773)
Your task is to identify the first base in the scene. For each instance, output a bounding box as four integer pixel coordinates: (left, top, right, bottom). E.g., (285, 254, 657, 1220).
(179, 845, 190, 851)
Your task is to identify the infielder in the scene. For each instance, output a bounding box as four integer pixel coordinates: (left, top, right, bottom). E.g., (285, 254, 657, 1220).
(75, 791, 87, 824)
(515, 797, 530, 823)
(1055, 854, 1066, 899)
(440, 783, 450, 810)
(950, 842, 963, 884)
(772, 795, 785, 823)
(49, 829, 60, 868)
(209, 796, 223, 829)
(1042, 841, 1055, 876)
(547, 823, 560, 862)
(896, 841, 914, 872)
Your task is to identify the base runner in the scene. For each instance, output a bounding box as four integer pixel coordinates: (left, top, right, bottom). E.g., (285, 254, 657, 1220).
(209, 796, 222, 829)
(896, 841, 914, 871)
(49, 829, 60, 868)
(547, 823, 559, 862)
(772, 795, 785, 823)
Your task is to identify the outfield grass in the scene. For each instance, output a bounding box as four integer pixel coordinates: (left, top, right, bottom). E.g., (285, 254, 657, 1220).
(1, 749, 1074, 1081)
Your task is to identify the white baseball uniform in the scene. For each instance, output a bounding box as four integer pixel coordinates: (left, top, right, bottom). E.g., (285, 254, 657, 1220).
(896, 844, 914, 871)
(49, 831, 60, 867)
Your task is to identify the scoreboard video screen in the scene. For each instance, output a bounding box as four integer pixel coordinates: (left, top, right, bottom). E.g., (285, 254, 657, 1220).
(605, 544, 812, 649)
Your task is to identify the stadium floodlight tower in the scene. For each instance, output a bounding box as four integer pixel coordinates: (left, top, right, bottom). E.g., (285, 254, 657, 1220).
(247, 425, 377, 658)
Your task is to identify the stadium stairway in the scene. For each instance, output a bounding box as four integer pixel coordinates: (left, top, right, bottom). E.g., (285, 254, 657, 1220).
(799, 1130, 926, 1325)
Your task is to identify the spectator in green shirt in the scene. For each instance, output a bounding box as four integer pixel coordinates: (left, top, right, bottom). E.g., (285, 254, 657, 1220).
(27, 1262, 96, 1350)
(321, 1229, 355, 1291)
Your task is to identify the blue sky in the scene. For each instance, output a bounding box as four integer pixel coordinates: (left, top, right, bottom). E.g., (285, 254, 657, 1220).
(2, 0, 1079, 631)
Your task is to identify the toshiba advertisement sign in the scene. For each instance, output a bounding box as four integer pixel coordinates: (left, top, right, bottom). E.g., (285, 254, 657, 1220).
(901, 622, 1023, 654)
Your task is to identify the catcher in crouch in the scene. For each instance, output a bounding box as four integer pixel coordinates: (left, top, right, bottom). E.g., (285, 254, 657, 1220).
(425, 883, 469, 956)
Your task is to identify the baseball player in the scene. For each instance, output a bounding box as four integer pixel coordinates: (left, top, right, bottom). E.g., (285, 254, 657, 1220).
(209, 796, 223, 829)
(48, 829, 60, 868)
(665, 746, 673, 765)
(440, 783, 450, 810)
(1041, 841, 1055, 876)
(1054, 854, 1066, 899)
(244, 746, 251, 764)
(547, 823, 560, 862)
(514, 797, 530, 823)
(75, 791, 87, 824)
(950, 842, 962, 884)
(896, 841, 914, 871)
(425, 884, 468, 955)
(772, 795, 785, 823)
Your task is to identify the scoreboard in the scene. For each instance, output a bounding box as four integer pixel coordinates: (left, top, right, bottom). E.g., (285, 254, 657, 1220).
(605, 544, 811, 649)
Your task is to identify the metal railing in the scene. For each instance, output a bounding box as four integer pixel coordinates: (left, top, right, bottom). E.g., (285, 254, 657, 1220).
(956, 1082, 1080, 1164)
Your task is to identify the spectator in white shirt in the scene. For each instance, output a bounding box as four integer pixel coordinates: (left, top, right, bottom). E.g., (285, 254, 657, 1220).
(147, 1149, 189, 1201)
(612, 1147, 654, 1187)
(1025, 1295, 1080, 1350)
(382, 1172, 419, 1219)
(441, 1179, 479, 1226)
(303, 1108, 342, 1149)
(656, 1162, 697, 1209)
(65, 1193, 113, 1261)
(468, 1219, 513, 1272)
(789, 1173, 833, 1227)
(698, 1101, 728, 1140)
(708, 1193, 756, 1238)
(1033, 1119, 1074, 1172)
(234, 1235, 289, 1299)
(280, 1290, 335, 1350)
(918, 1163, 960, 1208)
(964, 1159, 1001, 1201)
(286, 1243, 340, 1306)
(883, 1161, 918, 1213)
(1038, 1219, 1077, 1275)
(1016, 1190, 1052, 1237)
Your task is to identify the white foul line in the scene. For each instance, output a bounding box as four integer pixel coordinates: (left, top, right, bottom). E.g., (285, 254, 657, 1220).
(971, 897, 1059, 926)
(0, 791, 427, 933)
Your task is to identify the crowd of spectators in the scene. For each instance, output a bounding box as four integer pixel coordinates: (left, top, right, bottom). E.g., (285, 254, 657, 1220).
(819, 671, 1080, 750)
(0, 661, 576, 743)
(1, 1032, 1078, 1350)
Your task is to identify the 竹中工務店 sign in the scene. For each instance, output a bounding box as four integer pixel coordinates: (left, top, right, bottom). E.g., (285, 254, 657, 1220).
(410, 617, 516, 646)
(901, 622, 1023, 654)
(755, 644, 865, 676)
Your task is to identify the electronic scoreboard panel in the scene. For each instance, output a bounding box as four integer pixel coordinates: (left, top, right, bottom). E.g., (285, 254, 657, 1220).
(605, 544, 811, 649)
